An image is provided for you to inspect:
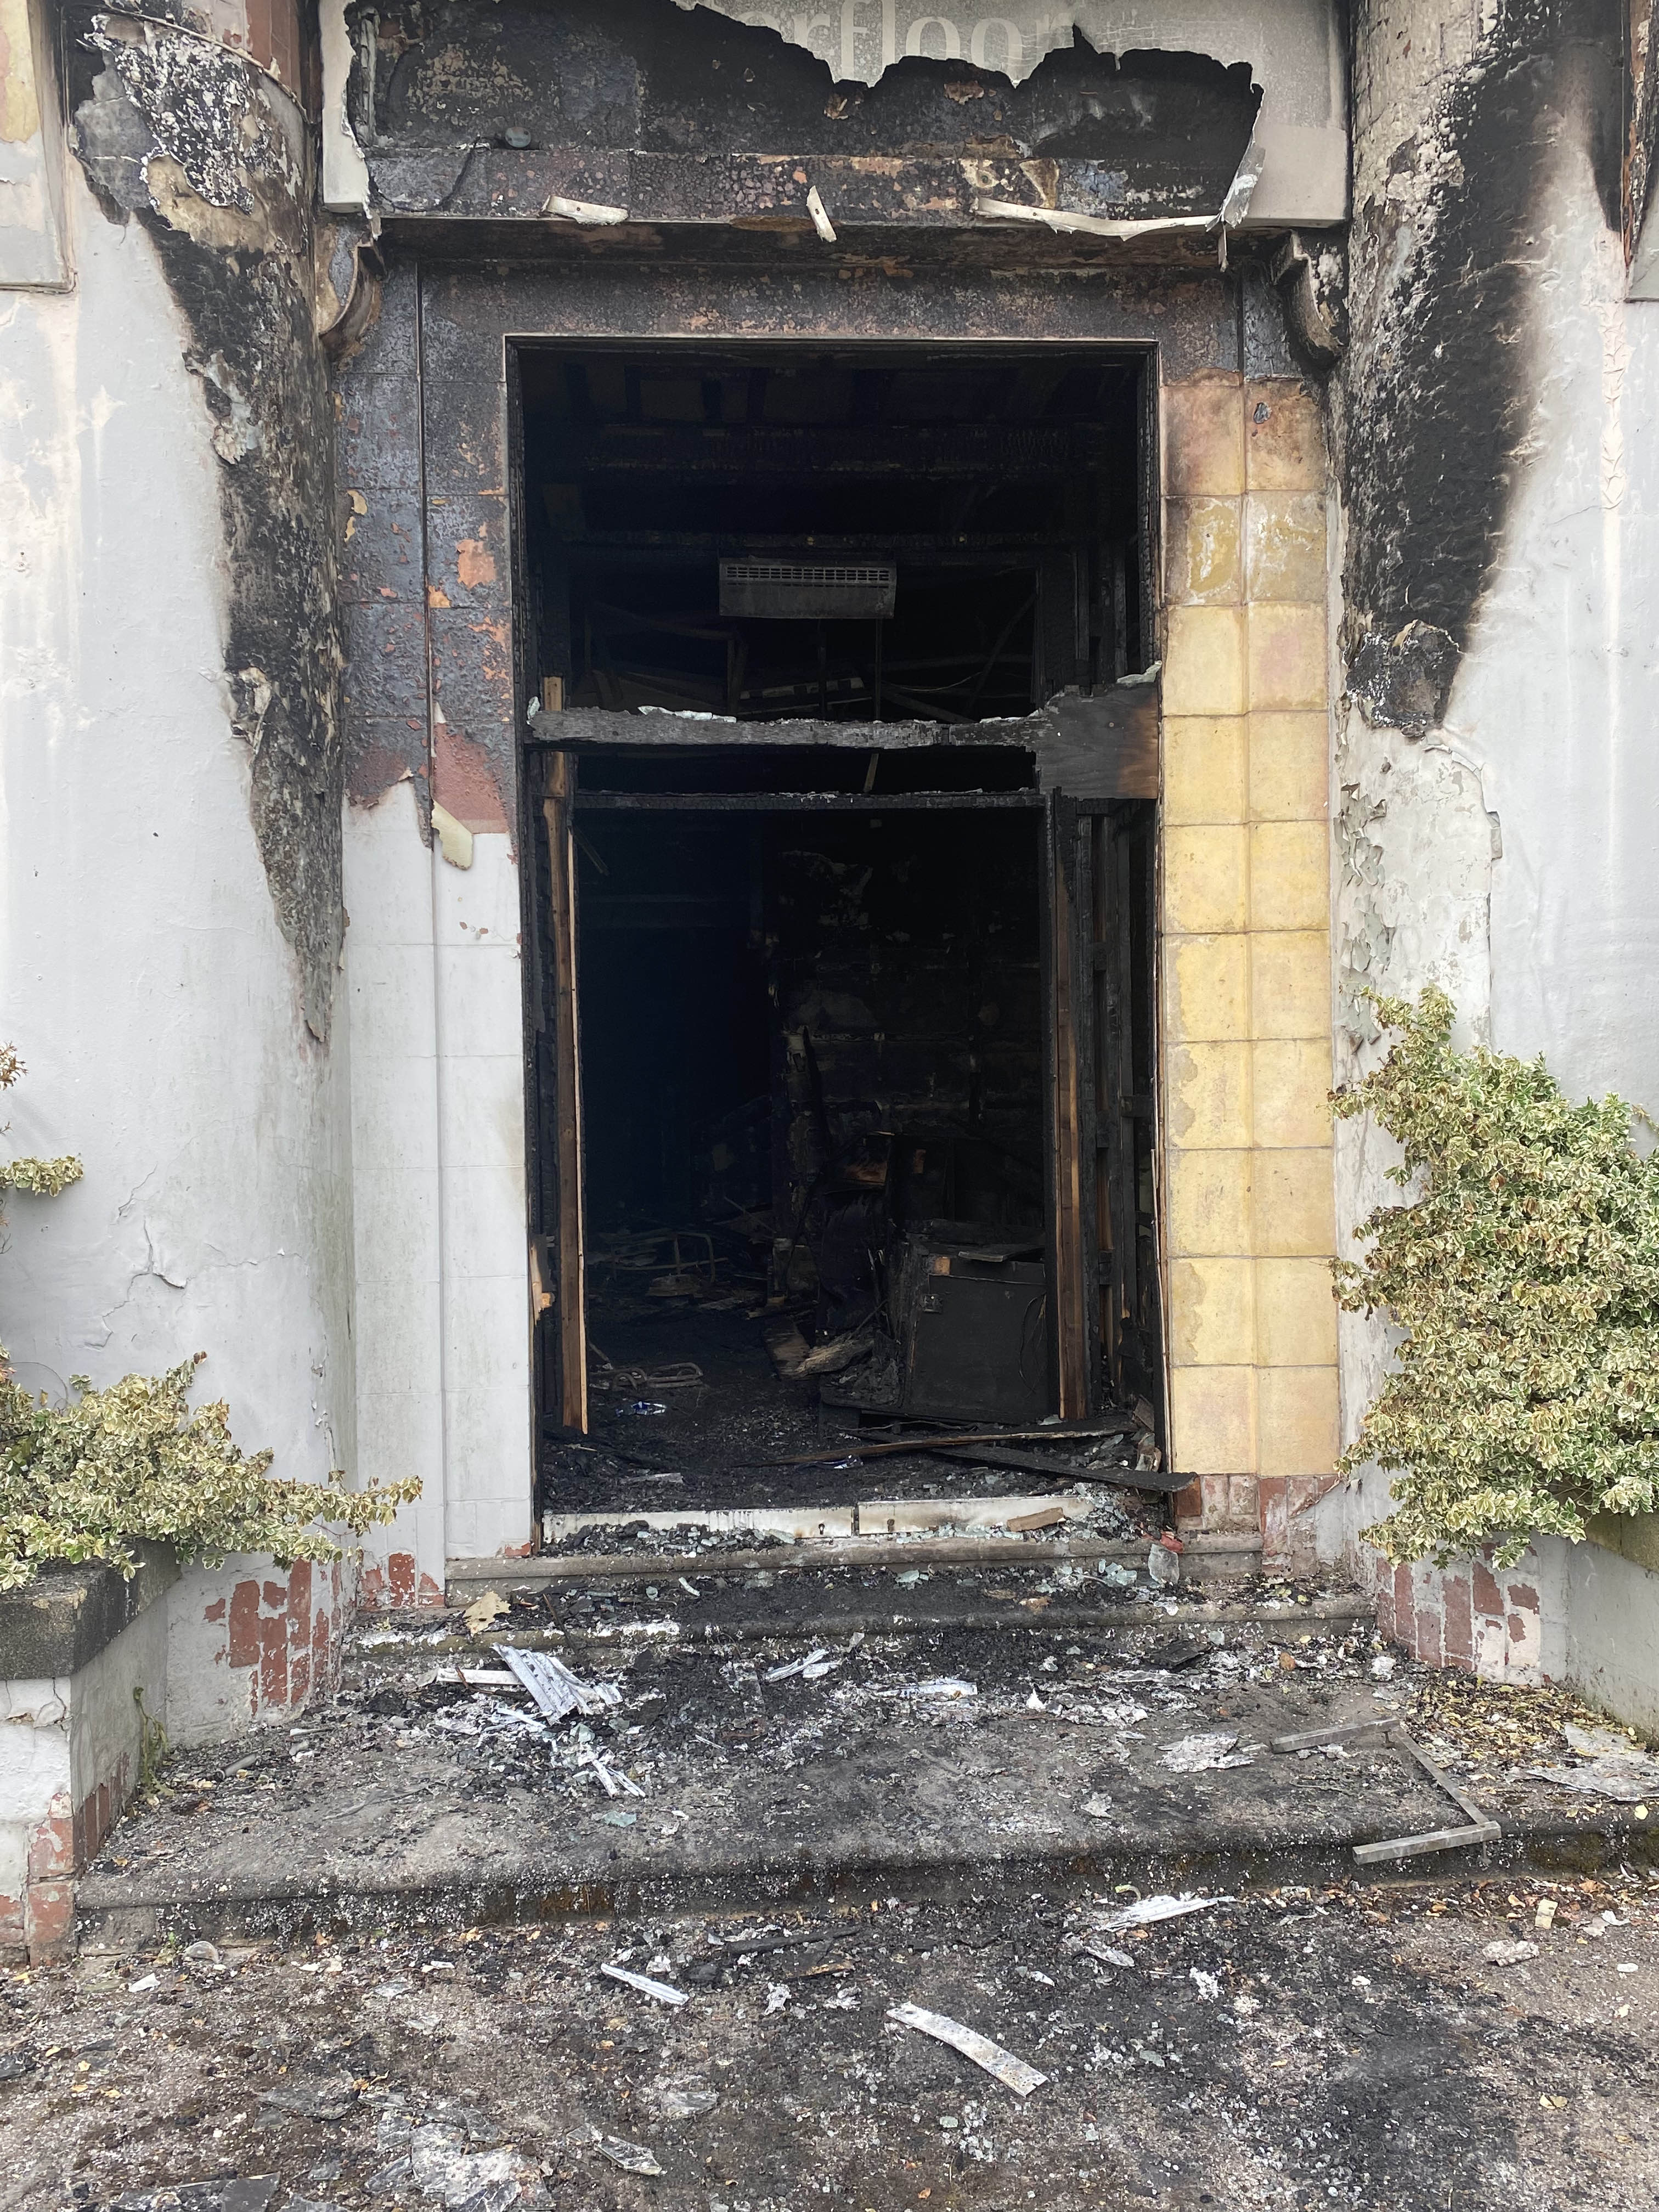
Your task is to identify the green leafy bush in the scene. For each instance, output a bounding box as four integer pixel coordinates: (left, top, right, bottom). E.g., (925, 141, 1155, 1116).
(0, 1044, 417, 1588)
(0, 1356, 417, 1590)
(1335, 988, 1659, 1566)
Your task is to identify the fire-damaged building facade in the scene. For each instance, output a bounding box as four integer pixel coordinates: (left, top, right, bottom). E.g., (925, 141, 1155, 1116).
(4, 0, 1659, 1771)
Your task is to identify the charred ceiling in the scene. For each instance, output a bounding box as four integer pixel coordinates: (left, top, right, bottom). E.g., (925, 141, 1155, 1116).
(68, 11, 346, 1043)
(1339, 0, 1623, 726)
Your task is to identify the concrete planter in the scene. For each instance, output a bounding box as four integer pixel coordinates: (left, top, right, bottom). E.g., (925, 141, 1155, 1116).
(0, 1545, 177, 1960)
(0, 1544, 360, 1959)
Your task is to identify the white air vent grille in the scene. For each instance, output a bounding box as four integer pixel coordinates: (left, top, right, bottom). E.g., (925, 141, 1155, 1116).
(720, 560, 896, 620)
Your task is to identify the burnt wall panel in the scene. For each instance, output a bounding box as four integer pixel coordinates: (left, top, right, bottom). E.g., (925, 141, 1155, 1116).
(364, 0, 1256, 205)
(336, 259, 430, 816)
(69, 15, 347, 1040)
(1339, 0, 1623, 710)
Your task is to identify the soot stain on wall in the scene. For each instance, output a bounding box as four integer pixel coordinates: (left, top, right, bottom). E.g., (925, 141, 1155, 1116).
(69, 16, 346, 1044)
(1341, 0, 1622, 718)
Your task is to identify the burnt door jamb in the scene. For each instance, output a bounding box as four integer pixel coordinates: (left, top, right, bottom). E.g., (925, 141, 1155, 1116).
(1045, 793, 1092, 1418)
(540, 751, 590, 1434)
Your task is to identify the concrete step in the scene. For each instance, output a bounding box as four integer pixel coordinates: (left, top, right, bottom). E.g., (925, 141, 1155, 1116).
(76, 1600, 1655, 1953)
(444, 1528, 1263, 1599)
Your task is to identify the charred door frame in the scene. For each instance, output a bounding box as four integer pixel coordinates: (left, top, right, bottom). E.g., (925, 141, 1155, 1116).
(507, 332, 1165, 1457)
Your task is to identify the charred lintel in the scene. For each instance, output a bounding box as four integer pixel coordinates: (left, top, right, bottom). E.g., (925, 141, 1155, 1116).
(533, 689, 1159, 802)
(543, 422, 1110, 480)
(536, 709, 1019, 751)
(571, 790, 1042, 812)
(1033, 690, 1159, 801)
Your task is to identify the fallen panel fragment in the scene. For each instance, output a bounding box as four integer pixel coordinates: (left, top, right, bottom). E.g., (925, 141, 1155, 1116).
(887, 2001, 1047, 2096)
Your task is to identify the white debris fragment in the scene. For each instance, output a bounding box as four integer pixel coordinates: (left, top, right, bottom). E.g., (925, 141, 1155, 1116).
(1188, 1968, 1221, 2001)
(544, 194, 629, 225)
(593, 2129, 663, 2175)
(1160, 1732, 1255, 1773)
(1147, 1542, 1181, 1590)
(496, 1645, 621, 1721)
(405, 2120, 541, 2207)
(764, 1648, 831, 1683)
(1566, 1723, 1638, 1759)
(764, 1982, 791, 2014)
(902, 1678, 978, 1700)
(645, 2076, 719, 2120)
(583, 1746, 644, 1798)
(1483, 1939, 1540, 1967)
(462, 1590, 510, 1634)
(887, 2002, 1047, 2097)
(1082, 1945, 1136, 1970)
(601, 1962, 690, 2007)
(805, 184, 837, 242)
(1093, 1893, 1233, 1934)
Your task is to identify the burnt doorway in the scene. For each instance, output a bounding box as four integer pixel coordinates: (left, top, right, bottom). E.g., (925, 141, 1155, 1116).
(518, 342, 1163, 1516)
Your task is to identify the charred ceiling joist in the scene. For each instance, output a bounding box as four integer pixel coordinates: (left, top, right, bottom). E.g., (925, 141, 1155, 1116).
(69, 7, 346, 1042)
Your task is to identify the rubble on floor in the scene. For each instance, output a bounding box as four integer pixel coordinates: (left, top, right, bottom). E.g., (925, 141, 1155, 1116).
(12, 1867, 1659, 2210)
(69, 1565, 1658, 1963)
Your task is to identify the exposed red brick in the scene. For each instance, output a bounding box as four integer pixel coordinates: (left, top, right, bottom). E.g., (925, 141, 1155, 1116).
(389, 1550, 417, 1607)
(262, 1579, 287, 1611)
(1414, 1605, 1443, 1667)
(1506, 1582, 1539, 1613)
(1443, 1566, 1474, 1667)
(258, 1610, 289, 1709)
(1372, 1554, 1393, 1637)
(1258, 1476, 1288, 1559)
(418, 1570, 444, 1606)
(204, 1596, 227, 1623)
(228, 1579, 261, 1668)
(287, 1558, 313, 1642)
(1472, 1558, 1503, 1618)
(1392, 1562, 1413, 1635)
(27, 1798, 74, 1881)
(243, 0, 273, 72)
(25, 1880, 75, 1960)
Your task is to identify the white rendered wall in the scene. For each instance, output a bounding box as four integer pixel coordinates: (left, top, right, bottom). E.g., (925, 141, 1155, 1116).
(346, 786, 532, 1588)
(0, 167, 354, 1486)
(1324, 131, 1659, 1723)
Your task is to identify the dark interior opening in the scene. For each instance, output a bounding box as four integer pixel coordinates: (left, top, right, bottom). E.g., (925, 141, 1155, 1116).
(519, 342, 1161, 1518)
(577, 806, 1045, 1237)
(522, 343, 1152, 722)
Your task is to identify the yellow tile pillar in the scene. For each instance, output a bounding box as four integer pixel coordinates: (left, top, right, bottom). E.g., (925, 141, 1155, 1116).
(1159, 371, 1339, 1553)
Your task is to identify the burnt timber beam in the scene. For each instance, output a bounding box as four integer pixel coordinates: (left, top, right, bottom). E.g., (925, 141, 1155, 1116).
(530, 692, 1160, 803)
(571, 791, 1043, 812)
